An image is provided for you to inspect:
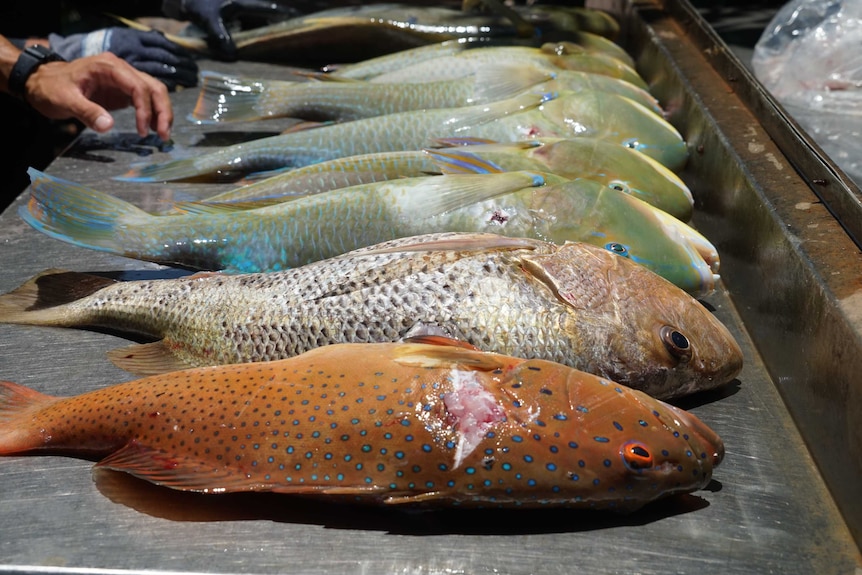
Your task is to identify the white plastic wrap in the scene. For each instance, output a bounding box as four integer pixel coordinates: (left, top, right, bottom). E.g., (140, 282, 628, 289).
(752, 0, 862, 183)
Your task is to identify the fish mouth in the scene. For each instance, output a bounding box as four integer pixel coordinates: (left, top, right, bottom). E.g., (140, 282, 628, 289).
(663, 402, 725, 468)
(650, 208, 720, 296)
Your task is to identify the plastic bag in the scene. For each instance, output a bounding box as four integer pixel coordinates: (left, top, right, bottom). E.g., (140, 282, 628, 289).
(752, 0, 862, 184)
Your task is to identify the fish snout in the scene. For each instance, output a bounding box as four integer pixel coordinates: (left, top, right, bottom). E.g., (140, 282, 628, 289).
(665, 402, 724, 468)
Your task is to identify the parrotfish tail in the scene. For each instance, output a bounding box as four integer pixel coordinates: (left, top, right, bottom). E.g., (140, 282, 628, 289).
(424, 149, 506, 175)
(21, 168, 151, 255)
(0, 381, 58, 455)
(115, 156, 215, 183)
(190, 71, 269, 124)
(0, 269, 115, 326)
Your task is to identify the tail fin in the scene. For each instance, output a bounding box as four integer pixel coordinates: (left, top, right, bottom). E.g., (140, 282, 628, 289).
(0, 269, 116, 327)
(0, 381, 58, 455)
(21, 168, 152, 254)
(190, 71, 277, 124)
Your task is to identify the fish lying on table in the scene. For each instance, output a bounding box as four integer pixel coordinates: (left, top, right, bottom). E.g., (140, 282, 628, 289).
(351, 41, 645, 88)
(22, 167, 716, 294)
(190, 64, 661, 125)
(191, 139, 693, 222)
(118, 90, 688, 183)
(122, 4, 622, 65)
(0, 337, 724, 511)
(0, 232, 742, 399)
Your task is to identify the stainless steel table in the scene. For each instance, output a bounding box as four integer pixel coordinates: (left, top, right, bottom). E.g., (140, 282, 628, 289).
(1, 2, 861, 573)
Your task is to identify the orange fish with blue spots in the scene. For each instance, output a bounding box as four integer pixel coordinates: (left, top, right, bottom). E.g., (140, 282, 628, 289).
(0, 338, 722, 511)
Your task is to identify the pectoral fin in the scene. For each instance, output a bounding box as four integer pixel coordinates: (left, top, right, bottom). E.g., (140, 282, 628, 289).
(96, 441, 273, 494)
(107, 341, 200, 376)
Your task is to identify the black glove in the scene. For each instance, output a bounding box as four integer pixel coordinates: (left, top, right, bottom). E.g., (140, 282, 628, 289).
(162, 0, 290, 61)
(49, 28, 199, 91)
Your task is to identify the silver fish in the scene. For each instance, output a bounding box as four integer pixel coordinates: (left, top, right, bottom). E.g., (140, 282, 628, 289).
(0, 232, 744, 400)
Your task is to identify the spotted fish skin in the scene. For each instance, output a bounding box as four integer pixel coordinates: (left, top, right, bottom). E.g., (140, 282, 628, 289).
(0, 233, 744, 400)
(0, 340, 723, 511)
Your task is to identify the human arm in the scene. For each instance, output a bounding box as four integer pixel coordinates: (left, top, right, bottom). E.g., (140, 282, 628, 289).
(0, 35, 173, 141)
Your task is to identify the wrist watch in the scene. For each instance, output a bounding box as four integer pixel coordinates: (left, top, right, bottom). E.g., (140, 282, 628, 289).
(8, 44, 66, 100)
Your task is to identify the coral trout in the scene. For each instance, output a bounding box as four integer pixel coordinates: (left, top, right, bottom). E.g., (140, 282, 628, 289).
(0, 232, 743, 399)
(0, 338, 724, 510)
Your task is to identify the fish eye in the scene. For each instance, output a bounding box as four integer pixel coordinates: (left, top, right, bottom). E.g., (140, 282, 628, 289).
(621, 441, 654, 472)
(608, 181, 628, 193)
(623, 138, 639, 150)
(605, 242, 629, 257)
(660, 326, 692, 363)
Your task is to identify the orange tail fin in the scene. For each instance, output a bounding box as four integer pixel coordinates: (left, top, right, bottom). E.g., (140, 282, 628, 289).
(0, 381, 57, 455)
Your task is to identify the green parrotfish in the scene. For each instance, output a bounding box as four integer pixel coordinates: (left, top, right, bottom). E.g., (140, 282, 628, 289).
(22, 168, 716, 294)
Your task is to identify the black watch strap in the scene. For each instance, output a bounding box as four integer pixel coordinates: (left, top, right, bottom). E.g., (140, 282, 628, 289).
(8, 45, 66, 100)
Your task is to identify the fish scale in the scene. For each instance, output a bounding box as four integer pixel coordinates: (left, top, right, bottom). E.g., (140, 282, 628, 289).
(0, 340, 723, 510)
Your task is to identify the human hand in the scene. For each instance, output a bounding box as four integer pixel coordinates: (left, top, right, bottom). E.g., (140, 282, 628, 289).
(49, 28, 198, 91)
(162, 0, 290, 61)
(23, 52, 173, 142)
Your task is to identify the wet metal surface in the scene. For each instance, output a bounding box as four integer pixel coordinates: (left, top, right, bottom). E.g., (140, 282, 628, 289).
(0, 2, 861, 573)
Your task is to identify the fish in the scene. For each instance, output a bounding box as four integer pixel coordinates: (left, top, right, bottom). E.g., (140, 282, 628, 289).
(118, 91, 689, 183)
(189, 139, 692, 222)
(190, 64, 661, 125)
(117, 4, 623, 66)
(21, 168, 717, 294)
(349, 41, 647, 89)
(0, 337, 724, 511)
(425, 140, 693, 221)
(0, 340, 724, 512)
(0, 232, 743, 399)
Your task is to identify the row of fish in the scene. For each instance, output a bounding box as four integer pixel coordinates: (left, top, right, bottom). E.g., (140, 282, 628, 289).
(0, 5, 740, 513)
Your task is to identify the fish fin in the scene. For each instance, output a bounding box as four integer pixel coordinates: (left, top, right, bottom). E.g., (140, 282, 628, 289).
(384, 491, 449, 505)
(393, 341, 507, 372)
(190, 71, 275, 124)
(171, 200, 272, 215)
(0, 381, 59, 455)
(281, 120, 332, 134)
(96, 441, 271, 493)
(22, 168, 153, 254)
(402, 334, 482, 351)
(431, 137, 501, 147)
(471, 65, 556, 103)
(402, 170, 558, 217)
(291, 70, 357, 83)
(444, 92, 554, 128)
(106, 341, 200, 376)
(271, 485, 389, 497)
(358, 232, 541, 256)
(424, 148, 506, 175)
(0, 269, 116, 326)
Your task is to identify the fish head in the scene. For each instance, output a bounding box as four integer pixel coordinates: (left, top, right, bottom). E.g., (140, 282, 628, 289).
(540, 93, 689, 172)
(507, 361, 723, 510)
(527, 138, 694, 221)
(519, 241, 743, 399)
(529, 180, 717, 296)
